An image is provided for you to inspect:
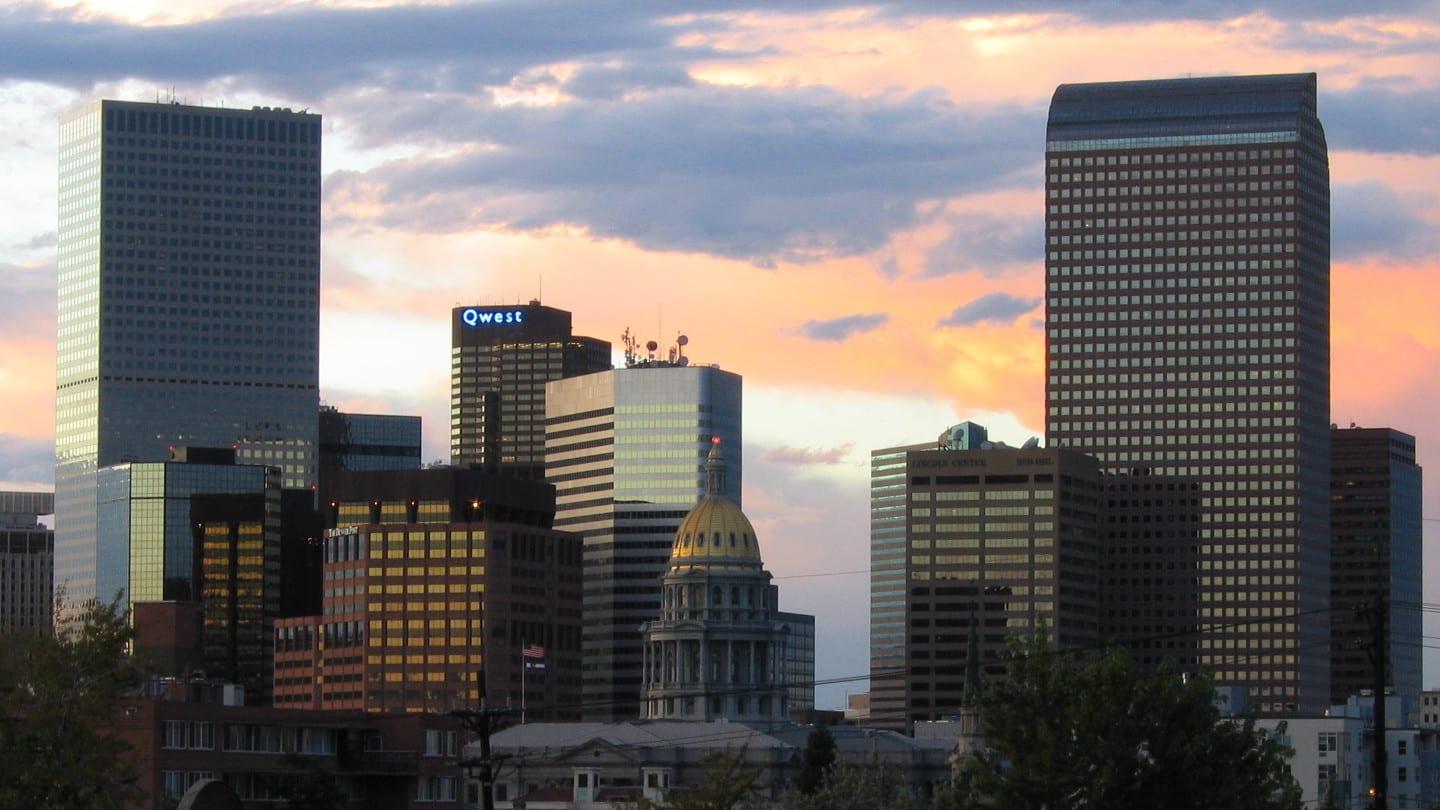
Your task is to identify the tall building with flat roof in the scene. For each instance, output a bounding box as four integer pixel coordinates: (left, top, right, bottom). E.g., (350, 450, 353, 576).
(1045, 73, 1330, 712)
(0, 491, 55, 634)
(546, 361, 742, 721)
(276, 467, 582, 715)
(450, 302, 611, 478)
(1329, 426, 1422, 706)
(56, 100, 321, 606)
(97, 449, 282, 702)
(869, 428, 1102, 731)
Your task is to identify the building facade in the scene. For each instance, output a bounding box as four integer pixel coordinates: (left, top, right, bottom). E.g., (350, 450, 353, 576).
(319, 407, 423, 472)
(96, 449, 282, 702)
(450, 302, 610, 478)
(0, 491, 55, 635)
(1329, 426, 1423, 706)
(1045, 73, 1331, 712)
(56, 100, 321, 606)
(119, 681, 470, 809)
(545, 361, 742, 721)
(274, 468, 583, 717)
(868, 426, 1103, 731)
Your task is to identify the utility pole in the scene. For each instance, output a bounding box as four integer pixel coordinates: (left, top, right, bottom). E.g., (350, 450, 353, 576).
(1359, 595, 1388, 810)
(451, 669, 513, 810)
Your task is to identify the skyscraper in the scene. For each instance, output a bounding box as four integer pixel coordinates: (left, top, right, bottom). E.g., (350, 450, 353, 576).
(869, 425, 1102, 731)
(97, 448, 282, 702)
(545, 359, 742, 721)
(275, 467, 583, 716)
(1329, 426, 1422, 705)
(56, 100, 321, 605)
(1045, 74, 1330, 712)
(450, 302, 611, 478)
(0, 491, 55, 635)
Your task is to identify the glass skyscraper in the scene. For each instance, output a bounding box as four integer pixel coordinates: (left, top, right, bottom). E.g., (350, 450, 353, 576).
(97, 455, 281, 702)
(55, 100, 321, 605)
(1045, 74, 1330, 712)
(545, 363, 742, 721)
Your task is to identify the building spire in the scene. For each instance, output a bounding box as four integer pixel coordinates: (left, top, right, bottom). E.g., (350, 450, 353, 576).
(705, 437, 726, 497)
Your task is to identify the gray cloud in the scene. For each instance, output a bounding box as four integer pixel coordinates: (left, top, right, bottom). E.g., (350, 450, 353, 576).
(325, 86, 1041, 264)
(937, 293, 1041, 328)
(759, 444, 856, 466)
(794, 313, 890, 342)
(1333, 180, 1440, 263)
(1, 1, 1422, 99)
(0, 433, 54, 489)
(923, 213, 1042, 278)
(1325, 82, 1440, 156)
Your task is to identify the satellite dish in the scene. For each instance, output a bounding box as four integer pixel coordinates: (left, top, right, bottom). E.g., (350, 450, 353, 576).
(1022, 437, 1040, 449)
(646, 340, 658, 351)
(678, 357, 689, 367)
(677, 335, 689, 346)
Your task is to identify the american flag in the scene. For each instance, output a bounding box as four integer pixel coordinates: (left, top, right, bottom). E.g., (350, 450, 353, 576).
(522, 643, 545, 659)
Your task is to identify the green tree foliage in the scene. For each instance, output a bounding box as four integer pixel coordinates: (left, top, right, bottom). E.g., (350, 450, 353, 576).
(0, 596, 147, 809)
(958, 634, 1302, 810)
(781, 758, 910, 810)
(795, 724, 837, 795)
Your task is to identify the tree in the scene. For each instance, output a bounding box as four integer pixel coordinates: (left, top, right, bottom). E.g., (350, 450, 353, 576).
(0, 595, 148, 809)
(795, 724, 837, 795)
(958, 633, 1301, 810)
(781, 758, 910, 810)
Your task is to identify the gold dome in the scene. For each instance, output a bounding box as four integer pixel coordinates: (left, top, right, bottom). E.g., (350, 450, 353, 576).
(670, 495, 762, 568)
(668, 439, 762, 570)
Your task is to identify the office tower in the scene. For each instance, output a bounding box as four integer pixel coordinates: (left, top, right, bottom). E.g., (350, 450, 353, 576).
(56, 100, 321, 606)
(1045, 73, 1330, 712)
(640, 443, 799, 725)
(450, 302, 611, 478)
(869, 426, 1102, 731)
(318, 407, 423, 472)
(546, 359, 742, 721)
(97, 448, 281, 702)
(275, 468, 582, 715)
(1330, 426, 1422, 705)
(0, 491, 55, 634)
(1098, 471, 1203, 672)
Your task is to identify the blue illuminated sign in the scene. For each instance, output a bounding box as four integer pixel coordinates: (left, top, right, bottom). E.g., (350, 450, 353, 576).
(461, 309, 525, 327)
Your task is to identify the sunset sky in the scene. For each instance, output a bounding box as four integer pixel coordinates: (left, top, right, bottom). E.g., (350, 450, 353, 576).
(2, 1, 1438, 708)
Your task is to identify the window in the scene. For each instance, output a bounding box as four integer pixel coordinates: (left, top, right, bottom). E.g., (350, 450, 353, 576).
(1317, 732, 1337, 754)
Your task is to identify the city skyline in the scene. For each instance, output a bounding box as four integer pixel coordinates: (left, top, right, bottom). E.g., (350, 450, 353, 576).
(2, 2, 1438, 708)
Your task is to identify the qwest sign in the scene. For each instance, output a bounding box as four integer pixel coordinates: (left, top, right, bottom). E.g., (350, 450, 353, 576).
(461, 308, 525, 327)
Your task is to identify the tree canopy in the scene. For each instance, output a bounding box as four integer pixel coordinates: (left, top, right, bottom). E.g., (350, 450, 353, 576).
(957, 634, 1302, 810)
(0, 596, 147, 809)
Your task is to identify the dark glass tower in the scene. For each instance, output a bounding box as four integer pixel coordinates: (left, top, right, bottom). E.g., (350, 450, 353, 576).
(1044, 74, 1330, 713)
(56, 100, 322, 606)
(1329, 426, 1422, 706)
(450, 302, 611, 478)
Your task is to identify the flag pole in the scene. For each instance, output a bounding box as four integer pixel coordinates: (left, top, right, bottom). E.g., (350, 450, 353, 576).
(521, 640, 527, 724)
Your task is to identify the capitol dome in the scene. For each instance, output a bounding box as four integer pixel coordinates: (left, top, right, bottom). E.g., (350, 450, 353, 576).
(668, 441, 762, 570)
